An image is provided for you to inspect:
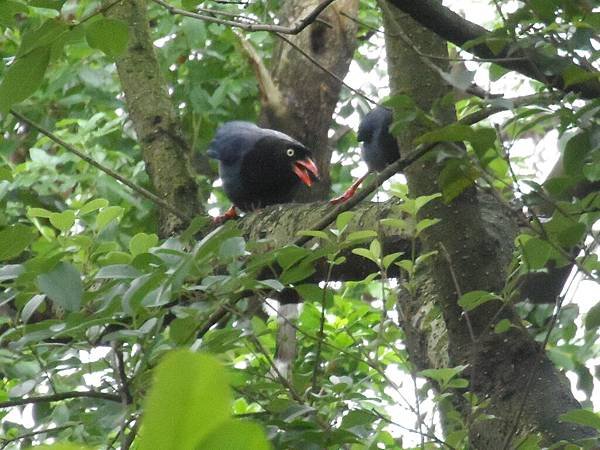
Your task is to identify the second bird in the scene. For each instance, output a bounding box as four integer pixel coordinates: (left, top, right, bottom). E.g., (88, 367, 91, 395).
(208, 121, 320, 222)
(332, 106, 400, 204)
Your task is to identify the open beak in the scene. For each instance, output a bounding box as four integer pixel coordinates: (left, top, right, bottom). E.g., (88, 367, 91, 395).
(292, 157, 320, 187)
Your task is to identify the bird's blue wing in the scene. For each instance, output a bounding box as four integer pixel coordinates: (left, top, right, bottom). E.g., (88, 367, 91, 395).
(207, 121, 261, 164)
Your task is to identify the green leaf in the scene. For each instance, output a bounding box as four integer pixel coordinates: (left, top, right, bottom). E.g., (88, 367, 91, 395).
(352, 248, 378, 265)
(382, 252, 403, 270)
(415, 124, 474, 145)
(257, 279, 285, 291)
(414, 193, 442, 212)
(85, 18, 129, 58)
(137, 350, 232, 450)
(17, 19, 67, 57)
(562, 66, 598, 88)
(584, 302, 600, 331)
(29, 0, 65, 9)
(95, 264, 141, 280)
(37, 262, 83, 312)
(529, 0, 555, 21)
(494, 318, 512, 334)
(396, 259, 414, 273)
(0, 1, 28, 28)
(560, 409, 600, 431)
(369, 239, 381, 259)
(458, 290, 501, 312)
(169, 317, 196, 345)
(21, 294, 46, 323)
(49, 210, 75, 232)
(521, 237, 552, 270)
(0, 46, 50, 113)
(0, 224, 37, 261)
(219, 236, 246, 258)
(335, 211, 355, 232)
(439, 159, 477, 203)
(79, 198, 109, 215)
(564, 132, 590, 176)
(129, 233, 159, 256)
(419, 365, 468, 387)
(27, 207, 54, 218)
(276, 246, 310, 270)
(280, 261, 316, 284)
(297, 230, 331, 241)
(416, 218, 440, 236)
(96, 206, 124, 230)
(515, 434, 542, 450)
(346, 230, 378, 242)
(197, 420, 271, 450)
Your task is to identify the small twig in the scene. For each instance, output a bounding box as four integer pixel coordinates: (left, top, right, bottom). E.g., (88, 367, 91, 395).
(112, 343, 133, 406)
(275, 33, 378, 106)
(370, 408, 457, 449)
(247, 334, 305, 403)
(122, 418, 139, 450)
(0, 390, 121, 408)
(152, 0, 336, 35)
(439, 243, 476, 343)
(10, 109, 191, 221)
(311, 264, 335, 395)
(0, 425, 73, 449)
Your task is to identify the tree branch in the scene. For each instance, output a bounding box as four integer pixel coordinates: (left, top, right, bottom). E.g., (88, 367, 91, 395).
(0, 390, 121, 408)
(9, 109, 191, 222)
(152, 0, 337, 35)
(236, 35, 287, 118)
(385, 0, 600, 99)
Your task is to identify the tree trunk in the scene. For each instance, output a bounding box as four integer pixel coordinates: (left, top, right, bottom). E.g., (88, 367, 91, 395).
(105, 0, 201, 237)
(258, 0, 359, 201)
(381, 3, 596, 447)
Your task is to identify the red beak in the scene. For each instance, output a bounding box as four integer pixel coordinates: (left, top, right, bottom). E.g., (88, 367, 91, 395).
(292, 158, 320, 187)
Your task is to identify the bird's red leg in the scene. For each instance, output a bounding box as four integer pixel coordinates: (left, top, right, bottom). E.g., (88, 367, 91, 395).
(330, 174, 368, 205)
(213, 205, 239, 224)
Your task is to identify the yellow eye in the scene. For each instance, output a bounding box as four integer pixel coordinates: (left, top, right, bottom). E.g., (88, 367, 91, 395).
(286, 148, 295, 157)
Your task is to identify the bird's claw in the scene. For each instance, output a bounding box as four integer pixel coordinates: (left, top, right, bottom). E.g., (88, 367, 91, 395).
(330, 189, 356, 205)
(212, 206, 239, 224)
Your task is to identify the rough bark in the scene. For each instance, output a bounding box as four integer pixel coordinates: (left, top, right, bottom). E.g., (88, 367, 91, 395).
(385, 0, 600, 99)
(381, 3, 596, 448)
(105, 0, 201, 237)
(236, 198, 411, 281)
(259, 0, 360, 201)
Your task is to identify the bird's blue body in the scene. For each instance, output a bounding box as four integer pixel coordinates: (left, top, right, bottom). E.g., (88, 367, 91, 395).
(358, 106, 400, 172)
(330, 106, 401, 204)
(208, 121, 318, 212)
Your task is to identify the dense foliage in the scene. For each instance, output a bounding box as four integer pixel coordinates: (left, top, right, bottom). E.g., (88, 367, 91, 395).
(0, 0, 599, 448)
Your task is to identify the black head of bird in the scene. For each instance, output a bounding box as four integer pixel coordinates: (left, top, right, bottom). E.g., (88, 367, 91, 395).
(208, 121, 320, 221)
(331, 106, 400, 204)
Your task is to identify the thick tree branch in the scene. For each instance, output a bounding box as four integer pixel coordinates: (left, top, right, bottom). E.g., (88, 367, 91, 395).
(104, 0, 201, 237)
(385, 0, 600, 99)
